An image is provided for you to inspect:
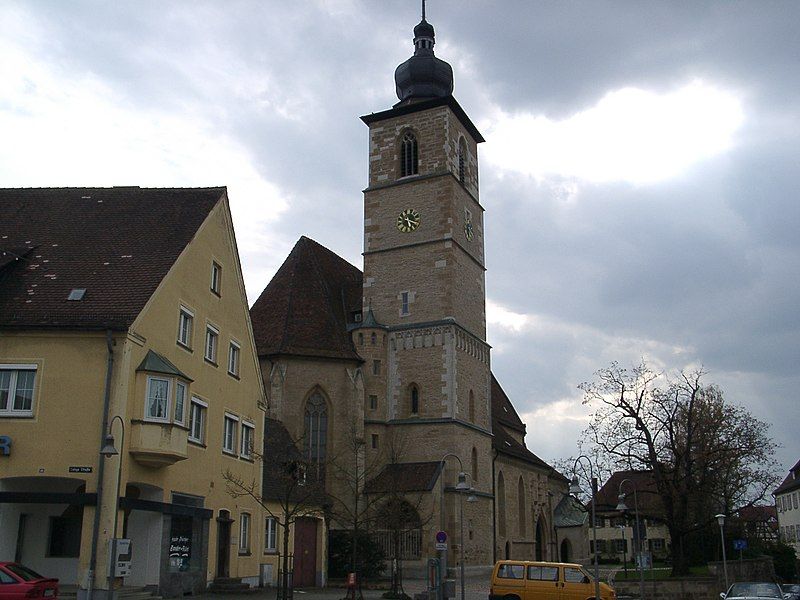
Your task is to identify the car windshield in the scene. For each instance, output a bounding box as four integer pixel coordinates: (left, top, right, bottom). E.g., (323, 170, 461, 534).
(783, 586, 800, 593)
(6, 564, 45, 582)
(728, 584, 782, 598)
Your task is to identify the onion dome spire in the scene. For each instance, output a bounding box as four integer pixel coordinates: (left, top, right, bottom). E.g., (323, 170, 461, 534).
(394, 2, 454, 104)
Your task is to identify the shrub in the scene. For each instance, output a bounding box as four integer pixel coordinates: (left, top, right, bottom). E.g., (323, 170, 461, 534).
(328, 529, 386, 580)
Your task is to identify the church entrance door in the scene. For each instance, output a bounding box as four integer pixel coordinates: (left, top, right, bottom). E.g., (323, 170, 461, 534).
(293, 517, 317, 587)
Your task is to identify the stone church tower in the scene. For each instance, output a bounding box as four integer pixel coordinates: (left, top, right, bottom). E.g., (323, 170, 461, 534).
(357, 14, 494, 565)
(249, 10, 578, 578)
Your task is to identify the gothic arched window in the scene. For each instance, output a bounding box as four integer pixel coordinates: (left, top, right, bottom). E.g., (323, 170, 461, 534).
(400, 131, 419, 178)
(410, 385, 419, 414)
(518, 476, 526, 537)
(458, 137, 467, 184)
(471, 446, 478, 483)
(497, 471, 506, 538)
(304, 391, 328, 481)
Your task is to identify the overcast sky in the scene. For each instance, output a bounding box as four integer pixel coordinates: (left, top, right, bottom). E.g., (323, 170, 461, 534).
(2, 1, 798, 481)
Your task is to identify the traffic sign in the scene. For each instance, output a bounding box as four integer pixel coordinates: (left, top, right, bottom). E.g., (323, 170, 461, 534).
(436, 531, 447, 543)
(733, 539, 747, 550)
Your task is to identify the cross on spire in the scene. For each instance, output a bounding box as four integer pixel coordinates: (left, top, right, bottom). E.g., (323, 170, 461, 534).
(422, 0, 426, 20)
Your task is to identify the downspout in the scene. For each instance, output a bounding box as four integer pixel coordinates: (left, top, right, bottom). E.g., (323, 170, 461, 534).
(491, 449, 497, 564)
(87, 330, 115, 600)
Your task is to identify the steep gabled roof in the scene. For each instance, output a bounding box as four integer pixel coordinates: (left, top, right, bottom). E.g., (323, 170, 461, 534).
(491, 373, 526, 433)
(774, 458, 800, 496)
(554, 493, 588, 528)
(364, 461, 443, 494)
(0, 187, 224, 330)
(490, 374, 559, 472)
(593, 469, 664, 520)
(250, 236, 362, 361)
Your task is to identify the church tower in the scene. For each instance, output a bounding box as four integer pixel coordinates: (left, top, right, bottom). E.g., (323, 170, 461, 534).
(359, 9, 493, 564)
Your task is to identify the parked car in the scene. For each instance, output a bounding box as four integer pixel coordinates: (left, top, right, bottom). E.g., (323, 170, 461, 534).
(720, 582, 785, 600)
(0, 562, 59, 600)
(782, 585, 800, 600)
(490, 560, 616, 600)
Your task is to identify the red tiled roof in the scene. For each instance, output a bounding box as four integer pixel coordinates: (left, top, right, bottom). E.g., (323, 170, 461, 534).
(0, 187, 223, 330)
(736, 505, 777, 523)
(249, 236, 362, 361)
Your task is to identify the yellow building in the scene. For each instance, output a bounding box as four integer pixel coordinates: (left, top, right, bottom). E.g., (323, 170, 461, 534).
(0, 187, 269, 598)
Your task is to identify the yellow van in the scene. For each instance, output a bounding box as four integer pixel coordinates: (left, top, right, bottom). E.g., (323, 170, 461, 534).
(489, 561, 615, 600)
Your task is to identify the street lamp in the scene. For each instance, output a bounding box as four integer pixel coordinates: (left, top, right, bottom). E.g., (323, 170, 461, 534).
(617, 525, 628, 578)
(716, 514, 729, 591)
(569, 456, 601, 600)
(100, 415, 125, 589)
(440, 454, 474, 600)
(616, 479, 645, 600)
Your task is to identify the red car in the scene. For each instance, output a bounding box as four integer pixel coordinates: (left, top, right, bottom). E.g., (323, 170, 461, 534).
(0, 563, 58, 599)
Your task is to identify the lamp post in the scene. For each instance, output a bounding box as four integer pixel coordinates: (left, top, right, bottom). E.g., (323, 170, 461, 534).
(618, 525, 628, 578)
(716, 514, 729, 592)
(439, 454, 474, 600)
(569, 456, 601, 600)
(616, 479, 645, 600)
(100, 415, 125, 590)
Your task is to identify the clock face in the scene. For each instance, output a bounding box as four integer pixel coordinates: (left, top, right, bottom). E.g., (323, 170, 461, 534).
(397, 208, 421, 233)
(464, 220, 474, 241)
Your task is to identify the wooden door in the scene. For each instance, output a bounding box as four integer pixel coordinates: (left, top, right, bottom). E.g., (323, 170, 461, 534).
(292, 518, 317, 587)
(216, 511, 232, 578)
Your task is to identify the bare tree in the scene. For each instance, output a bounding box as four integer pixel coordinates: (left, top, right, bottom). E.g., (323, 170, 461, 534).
(324, 420, 388, 595)
(372, 433, 433, 600)
(224, 417, 325, 600)
(579, 360, 779, 576)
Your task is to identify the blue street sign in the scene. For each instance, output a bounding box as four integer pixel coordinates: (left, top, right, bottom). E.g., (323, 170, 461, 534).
(733, 539, 747, 550)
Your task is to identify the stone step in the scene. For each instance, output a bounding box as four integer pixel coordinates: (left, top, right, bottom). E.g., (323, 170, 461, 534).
(59, 588, 160, 600)
(207, 576, 261, 594)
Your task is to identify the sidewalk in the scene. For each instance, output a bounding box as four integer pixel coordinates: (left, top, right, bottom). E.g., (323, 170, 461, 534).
(200, 577, 490, 600)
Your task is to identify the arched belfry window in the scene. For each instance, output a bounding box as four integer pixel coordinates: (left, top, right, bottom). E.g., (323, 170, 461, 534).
(458, 137, 467, 184)
(304, 391, 328, 481)
(410, 384, 419, 415)
(400, 131, 419, 178)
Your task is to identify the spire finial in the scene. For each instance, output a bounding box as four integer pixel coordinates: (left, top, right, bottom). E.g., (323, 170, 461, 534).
(422, 0, 426, 20)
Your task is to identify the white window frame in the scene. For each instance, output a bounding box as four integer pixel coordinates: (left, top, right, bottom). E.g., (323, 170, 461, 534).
(240, 421, 255, 459)
(0, 364, 38, 417)
(188, 396, 207, 444)
(239, 512, 251, 553)
(265, 517, 277, 553)
(205, 324, 219, 364)
(174, 381, 187, 425)
(145, 376, 171, 422)
(228, 341, 241, 377)
(177, 306, 194, 348)
(223, 413, 239, 454)
(211, 261, 222, 295)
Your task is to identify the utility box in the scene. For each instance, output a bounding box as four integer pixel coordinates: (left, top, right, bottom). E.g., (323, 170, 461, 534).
(109, 538, 132, 578)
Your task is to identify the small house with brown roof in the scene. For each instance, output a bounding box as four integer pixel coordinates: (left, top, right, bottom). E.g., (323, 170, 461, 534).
(0, 187, 268, 597)
(591, 470, 671, 561)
